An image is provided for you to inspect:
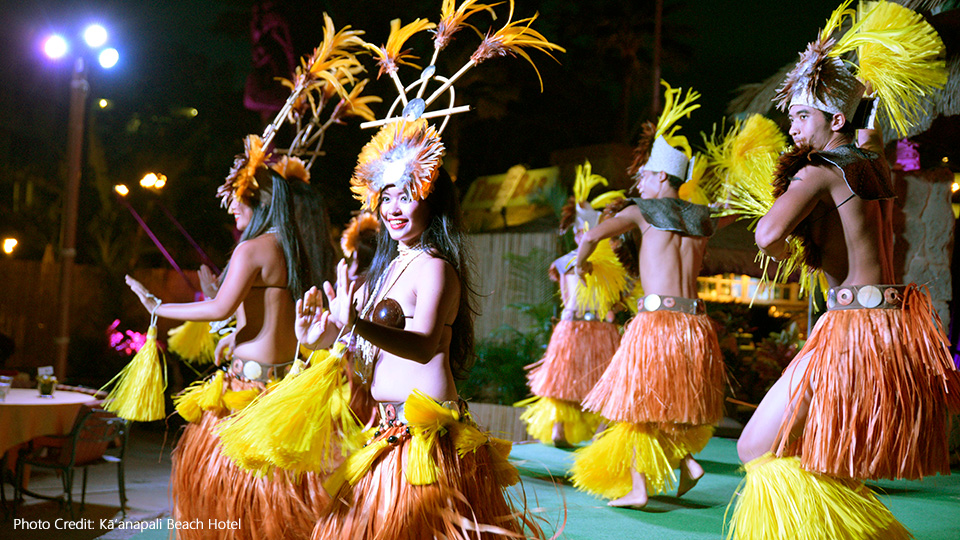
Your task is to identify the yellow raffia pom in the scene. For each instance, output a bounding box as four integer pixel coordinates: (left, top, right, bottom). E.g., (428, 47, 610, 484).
(574, 237, 627, 316)
(222, 389, 259, 412)
(404, 390, 460, 485)
(701, 115, 785, 221)
(725, 454, 911, 540)
(197, 370, 225, 412)
(101, 325, 167, 422)
(624, 278, 644, 314)
(167, 321, 218, 365)
(173, 379, 205, 423)
(516, 396, 602, 445)
(216, 343, 363, 476)
(450, 421, 488, 457)
(831, 0, 947, 137)
(324, 435, 389, 495)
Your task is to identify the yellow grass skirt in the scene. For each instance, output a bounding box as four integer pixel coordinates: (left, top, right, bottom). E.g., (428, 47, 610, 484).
(570, 422, 712, 498)
(776, 285, 956, 480)
(172, 375, 328, 540)
(582, 310, 725, 425)
(725, 454, 910, 540)
(516, 396, 603, 445)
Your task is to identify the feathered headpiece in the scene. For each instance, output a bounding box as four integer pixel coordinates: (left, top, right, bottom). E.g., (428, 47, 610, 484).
(350, 0, 565, 209)
(562, 160, 624, 234)
(340, 212, 381, 258)
(628, 81, 700, 183)
(775, 0, 946, 136)
(219, 14, 380, 207)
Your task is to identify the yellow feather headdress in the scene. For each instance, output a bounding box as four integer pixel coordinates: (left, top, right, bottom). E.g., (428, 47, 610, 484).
(219, 14, 380, 207)
(350, 0, 564, 209)
(775, 0, 946, 136)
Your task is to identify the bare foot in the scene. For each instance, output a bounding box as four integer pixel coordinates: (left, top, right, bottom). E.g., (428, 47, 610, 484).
(677, 454, 704, 497)
(608, 469, 648, 508)
(552, 422, 572, 448)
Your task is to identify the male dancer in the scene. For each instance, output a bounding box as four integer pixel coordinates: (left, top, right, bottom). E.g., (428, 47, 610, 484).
(571, 83, 725, 508)
(728, 4, 955, 536)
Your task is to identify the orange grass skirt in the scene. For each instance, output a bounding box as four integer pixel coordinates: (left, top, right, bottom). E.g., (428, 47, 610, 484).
(172, 376, 329, 540)
(311, 416, 545, 539)
(582, 311, 724, 425)
(776, 285, 957, 480)
(526, 320, 620, 402)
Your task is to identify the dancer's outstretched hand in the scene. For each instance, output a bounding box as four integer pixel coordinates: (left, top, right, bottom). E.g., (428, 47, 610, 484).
(324, 259, 358, 329)
(296, 286, 332, 349)
(125, 275, 160, 313)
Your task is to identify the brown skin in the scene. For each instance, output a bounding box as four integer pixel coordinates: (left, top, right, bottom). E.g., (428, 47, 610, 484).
(295, 185, 460, 403)
(574, 170, 708, 508)
(737, 105, 890, 464)
(126, 231, 299, 366)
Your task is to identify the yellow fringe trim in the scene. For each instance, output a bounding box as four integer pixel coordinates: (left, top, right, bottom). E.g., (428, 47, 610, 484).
(216, 344, 364, 476)
(571, 423, 713, 498)
(101, 325, 167, 422)
(574, 237, 628, 316)
(323, 435, 389, 495)
(725, 453, 912, 540)
(167, 320, 219, 365)
(516, 396, 602, 445)
(173, 379, 205, 423)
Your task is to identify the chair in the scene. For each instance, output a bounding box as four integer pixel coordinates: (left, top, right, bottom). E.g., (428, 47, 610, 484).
(14, 405, 129, 518)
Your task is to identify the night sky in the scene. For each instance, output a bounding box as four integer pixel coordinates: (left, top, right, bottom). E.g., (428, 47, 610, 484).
(0, 0, 913, 265)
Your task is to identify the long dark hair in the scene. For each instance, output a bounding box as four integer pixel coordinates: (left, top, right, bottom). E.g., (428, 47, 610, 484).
(365, 168, 477, 380)
(232, 170, 334, 301)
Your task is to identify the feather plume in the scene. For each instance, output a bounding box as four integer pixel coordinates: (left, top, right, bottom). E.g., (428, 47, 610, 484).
(573, 160, 608, 204)
(832, 0, 947, 136)
(218, 135, 269, 208)
(434, 0, 499, 51)
(269, 156, 311, 185)
(655, 80, 700, 157)
(470, 0, 566, 90)
(365, 18, 437, 77)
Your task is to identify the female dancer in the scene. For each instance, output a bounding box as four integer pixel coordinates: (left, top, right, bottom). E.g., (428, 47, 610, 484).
(126, 149, 335, 540)
(297, 148, 543, 539)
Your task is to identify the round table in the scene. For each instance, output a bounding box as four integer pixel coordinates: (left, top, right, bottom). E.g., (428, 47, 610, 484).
(0, 389, 99, 453)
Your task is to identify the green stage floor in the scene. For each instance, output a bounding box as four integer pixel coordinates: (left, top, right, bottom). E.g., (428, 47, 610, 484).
(117, 436, 959, 539)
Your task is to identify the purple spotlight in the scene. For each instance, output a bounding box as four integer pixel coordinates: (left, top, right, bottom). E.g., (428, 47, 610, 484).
(44, 35, 68, 59)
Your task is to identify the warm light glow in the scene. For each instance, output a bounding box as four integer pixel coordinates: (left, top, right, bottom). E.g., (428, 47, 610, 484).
(140, 173, 167, 190)
(943, 156, 950, 163)
(114, 184, 129, 196)
(952, 182, 959, 193)
(98, 99, 109, 108)
(43, 35, 69, 59)
(83, 25, 108, 48)
(189, 108, 198, 117)
(2, 238, 17, 255)
(99, 48, 119, 68)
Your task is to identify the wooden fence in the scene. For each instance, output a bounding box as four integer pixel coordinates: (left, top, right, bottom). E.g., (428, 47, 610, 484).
(0, 229, 562, 386)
